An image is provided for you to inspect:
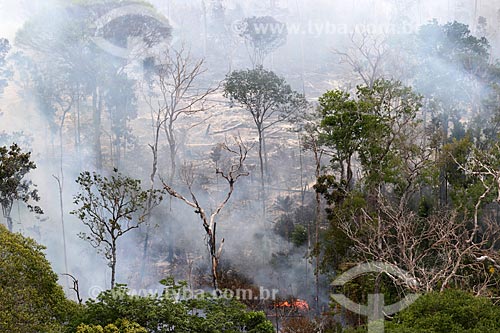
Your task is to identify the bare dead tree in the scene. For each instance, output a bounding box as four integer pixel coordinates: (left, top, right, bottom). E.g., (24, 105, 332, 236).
(46, 84, 74, 293)
(138, 91, 166, 285)
(62, 273, 82, 305)
(150, 45, 219, 184)
(333, 31, 388, 88)
(139, 47, 218, 283)
(161, 137, 251, 290)
(327, 132, 500, 296)
(336, 188, 500, 295)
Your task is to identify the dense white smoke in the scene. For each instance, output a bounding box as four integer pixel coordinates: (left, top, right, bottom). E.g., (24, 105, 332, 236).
(1, 0, 500, 306)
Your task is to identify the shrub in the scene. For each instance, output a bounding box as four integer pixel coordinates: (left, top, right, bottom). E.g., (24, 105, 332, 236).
(386, 289, 500, 332)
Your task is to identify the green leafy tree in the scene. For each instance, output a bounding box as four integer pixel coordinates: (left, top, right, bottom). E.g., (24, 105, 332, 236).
(0, 224, 76, 332)
(318, 89, 371, 188)
(316, 80, 458, 316)
(319, 79, 422, 189)
(0, 143, 42, 231)
(71, 169, 164, 288)
(224, 67, 308, 213)
(412, 21, 493, 205)
(316, 79, 500, 313)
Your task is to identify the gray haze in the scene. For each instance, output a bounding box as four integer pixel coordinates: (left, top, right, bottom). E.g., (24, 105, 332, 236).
(1, 0, 500, 307)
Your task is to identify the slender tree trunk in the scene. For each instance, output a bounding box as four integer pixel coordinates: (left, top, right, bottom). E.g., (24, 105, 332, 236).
(208, 226, 220, 292)
(258, 128, 266, 217)
(439, 112, 449, 207)
(93, 88, 103, 170)
(169, 143, 176, 184)
(54, 176, 69, 291)
(347, 155, 353, 190)
(57, 111, 69, 292)
(140, 217, 152, 285)
(58, 198, 67, 271)
(74, 93, 81, 154)
(212, 257, 218, 290)
(76, 93, 82, 170)
(262, 134, 269, 178)
(315, 189, 321, 312)
(114, 124, 122, 169)
(111, 240, 117, 289)
(211, 246, 219, 291)
(167, 121, 177, 185)
(166, 122, 177, 263)
(313, 147, 322, 314)
(202, 0, 208, 57)
(299, 136, 305, 205)
(140, 120, 161, 286)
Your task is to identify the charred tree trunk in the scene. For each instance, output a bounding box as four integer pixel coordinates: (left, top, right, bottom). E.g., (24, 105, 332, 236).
(312, 145, 323, 314)
(63, 273, 83, 305)
(162, 138, 249, 292)
(208, 227, 221, 291)
(211, 255, 219, 291)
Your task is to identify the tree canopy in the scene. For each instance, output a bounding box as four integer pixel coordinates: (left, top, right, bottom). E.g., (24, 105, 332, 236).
(0, 143, 42, 231)
(0, 224, 75, 332)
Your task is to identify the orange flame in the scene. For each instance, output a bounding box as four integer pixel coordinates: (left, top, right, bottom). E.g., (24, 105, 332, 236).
(275, 299, 310, 311)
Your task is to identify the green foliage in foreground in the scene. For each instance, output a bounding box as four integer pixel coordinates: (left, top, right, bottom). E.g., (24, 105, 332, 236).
(69, 282, 274, 333)
(386, 289, 500, 332)
(0, 224, 75, 332)
(345, 289, 500, 333)
(0, 224, 273, 332)
(76, 319, 147, 333)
